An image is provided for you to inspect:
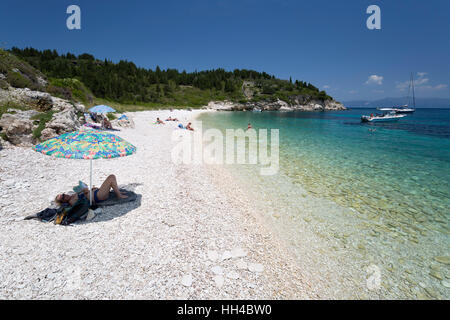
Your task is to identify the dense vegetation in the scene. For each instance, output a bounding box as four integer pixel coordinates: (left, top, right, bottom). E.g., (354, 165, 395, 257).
(0, 49, 46, 91)
(8, 47, 332, 107)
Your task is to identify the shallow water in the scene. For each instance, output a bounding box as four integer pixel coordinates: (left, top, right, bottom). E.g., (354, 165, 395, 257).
(199, 108, 450, 299)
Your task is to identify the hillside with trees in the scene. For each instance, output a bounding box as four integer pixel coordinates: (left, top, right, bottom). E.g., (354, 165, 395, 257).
(8, 47, 333, 108)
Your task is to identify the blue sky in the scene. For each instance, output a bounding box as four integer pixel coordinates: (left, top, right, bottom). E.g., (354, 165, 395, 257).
(1, 0, 449, 101)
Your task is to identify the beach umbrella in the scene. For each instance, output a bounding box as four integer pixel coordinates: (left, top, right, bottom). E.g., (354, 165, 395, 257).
(88, 105, 116, 114)
(32, 128, 136, 205)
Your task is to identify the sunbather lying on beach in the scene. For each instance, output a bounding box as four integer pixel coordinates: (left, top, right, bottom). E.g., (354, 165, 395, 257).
(165, 116, 179, 121)
(156, 117, 165, 124)
(186, 122, 194, 131)
(55, 174, 127, 206)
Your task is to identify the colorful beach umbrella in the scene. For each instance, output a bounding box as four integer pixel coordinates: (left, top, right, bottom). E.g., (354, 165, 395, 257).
(88, 105, 116, 114)
(33, 128, 136, 205)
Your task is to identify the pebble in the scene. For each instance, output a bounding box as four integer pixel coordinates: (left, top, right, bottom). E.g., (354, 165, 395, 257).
(424, 287, 439, 299)
(207, 250, 219, 261)
(434, 256, 450, 265)
(441, 280, 450, 288)
(211, 266, 223, 275)
(181, 274, 193, 287)
(213, 275, 224, 288)
(235, 260, 248, 270)
(248, 263, 264, 273)
(221, 251, 232, 261)
(231, 248, 247, 258)
(226, 271, 240, 280)
(429, 271, 443, 281)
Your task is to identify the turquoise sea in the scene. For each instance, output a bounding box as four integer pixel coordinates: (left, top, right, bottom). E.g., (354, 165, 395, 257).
(199, 108, 450, 299)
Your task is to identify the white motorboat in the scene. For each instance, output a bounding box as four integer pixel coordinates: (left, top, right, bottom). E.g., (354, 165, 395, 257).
(361, 111, 407, 122)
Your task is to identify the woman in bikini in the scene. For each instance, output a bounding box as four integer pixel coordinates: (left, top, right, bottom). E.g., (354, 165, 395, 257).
(55, 174, 127, 206)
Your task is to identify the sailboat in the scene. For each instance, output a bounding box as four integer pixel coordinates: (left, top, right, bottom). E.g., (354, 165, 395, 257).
(377, 73, 416, 113)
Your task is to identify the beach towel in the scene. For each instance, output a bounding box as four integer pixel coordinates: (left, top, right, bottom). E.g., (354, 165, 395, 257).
(83, 123, 120, 131)
(96, 189, 138, 207)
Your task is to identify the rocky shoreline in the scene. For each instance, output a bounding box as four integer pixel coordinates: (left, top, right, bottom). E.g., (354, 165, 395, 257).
(205, 98, 347, 112)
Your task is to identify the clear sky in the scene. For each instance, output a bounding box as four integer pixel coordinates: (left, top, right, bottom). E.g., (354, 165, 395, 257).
(1, 0, 449, 101)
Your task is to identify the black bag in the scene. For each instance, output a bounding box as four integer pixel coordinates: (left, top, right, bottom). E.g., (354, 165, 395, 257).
(55, 197, 90, 225)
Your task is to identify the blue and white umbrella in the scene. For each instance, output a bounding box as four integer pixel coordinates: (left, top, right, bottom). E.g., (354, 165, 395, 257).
(89, 105, 116, 114)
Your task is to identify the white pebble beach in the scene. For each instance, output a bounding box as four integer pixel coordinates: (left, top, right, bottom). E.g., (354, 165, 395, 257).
(0, 109, 313, 299)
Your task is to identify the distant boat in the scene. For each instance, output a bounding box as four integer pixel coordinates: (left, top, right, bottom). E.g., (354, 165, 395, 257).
(253, 108, 262, 112)
(361, 111, 407, 122)
(377, 74, 416, 114)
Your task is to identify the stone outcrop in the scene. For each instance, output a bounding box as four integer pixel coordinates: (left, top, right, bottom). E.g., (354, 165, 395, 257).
(40, 108, 82, 141)
(205, 98, 346, 112)
(0, 87, 86, 145)
(0, 110, 40, 146)
(0, 87, 53, 111)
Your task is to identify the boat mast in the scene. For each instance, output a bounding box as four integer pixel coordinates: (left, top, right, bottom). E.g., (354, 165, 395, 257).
(411, 73, 416, 108)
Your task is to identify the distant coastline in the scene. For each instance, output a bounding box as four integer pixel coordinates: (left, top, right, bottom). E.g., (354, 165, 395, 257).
(343, 97, 450, 109)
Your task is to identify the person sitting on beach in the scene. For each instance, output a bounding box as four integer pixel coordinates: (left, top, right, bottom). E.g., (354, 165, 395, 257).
(90, 112, 100, 123)
(55, 175, 128, 206)
(156, 117, 165, 124)
(102, 116, 113, 129)
(185, 122, 194, 131)
(166, 116, 173, 121)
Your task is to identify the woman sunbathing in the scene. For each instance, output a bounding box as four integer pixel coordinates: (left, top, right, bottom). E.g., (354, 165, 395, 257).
(186, 122, 194, 131)
(156, 117, 165, 124)
(55, 174, 127, 206)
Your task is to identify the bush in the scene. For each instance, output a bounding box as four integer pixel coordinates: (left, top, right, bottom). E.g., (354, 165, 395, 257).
(47, 78, 93, 104)
(0, 79, 9, 89)
(7, 71, 31, 88)
(107, 113, 117, 120)
(31, 111, 55, 139)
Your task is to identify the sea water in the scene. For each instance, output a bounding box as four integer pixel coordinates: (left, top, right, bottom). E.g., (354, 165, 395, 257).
(199, 108, 450, 299)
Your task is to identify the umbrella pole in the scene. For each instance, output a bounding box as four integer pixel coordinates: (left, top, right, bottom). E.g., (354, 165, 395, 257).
(89, 158, 93, 206)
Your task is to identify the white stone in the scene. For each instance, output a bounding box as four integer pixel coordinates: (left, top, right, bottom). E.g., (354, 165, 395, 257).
(207, 250, 219, 261)
(213, 275, 224, 288)
(248, 263, 264, 273)
(211, 266, 223, 275)
(221, 250, 232, 261)
(181, 274, 193, 287)
(231, 248, 247, 258)
(235, 260, 248, 270)
(226, 271, 240, 280)
(86, 210, 96, 221)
